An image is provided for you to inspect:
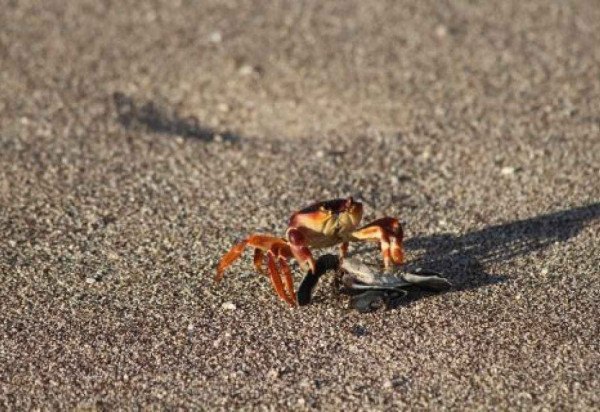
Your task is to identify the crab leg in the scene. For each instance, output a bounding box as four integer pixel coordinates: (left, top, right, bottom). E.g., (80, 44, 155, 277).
(253, 249, 266, 275)
(215, 240, 248, 282)
(277, 254, 297, 304)
(216, 234, 298, 306)
(266, 250, 296, 306)
(215, 234, 288, 281)
(349, 217, 404, 268)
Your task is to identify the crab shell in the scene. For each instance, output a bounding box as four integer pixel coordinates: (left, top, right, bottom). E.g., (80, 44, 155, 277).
(287, 197, 364, 248)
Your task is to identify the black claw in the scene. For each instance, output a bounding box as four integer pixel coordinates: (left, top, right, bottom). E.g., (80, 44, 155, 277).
(297, 254, 340, 306)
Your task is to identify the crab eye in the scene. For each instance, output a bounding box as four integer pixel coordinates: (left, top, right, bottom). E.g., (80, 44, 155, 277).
(344, 197, 354, 209)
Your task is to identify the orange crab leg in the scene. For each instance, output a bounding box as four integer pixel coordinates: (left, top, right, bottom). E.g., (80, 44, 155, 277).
(253, 249, 266, 275)
(216, 234, 297, 306)
(349, 217, 404, 268)
(266, 250, 295, 306)
(215, 234, 288, 281)
(390, 235, 403, 265)
(215, 240, 248, 282)
(277, 254, 297, 304)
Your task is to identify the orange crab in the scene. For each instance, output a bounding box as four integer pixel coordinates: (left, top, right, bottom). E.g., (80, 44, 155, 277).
(214, 197, 404, 306)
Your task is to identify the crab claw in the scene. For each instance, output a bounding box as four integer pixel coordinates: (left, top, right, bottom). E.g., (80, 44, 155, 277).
(286, 228, 317, 274)
(297, 254, 339, 306)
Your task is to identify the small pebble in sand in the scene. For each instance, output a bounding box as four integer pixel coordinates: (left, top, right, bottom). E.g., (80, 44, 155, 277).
(221, 302, 237, 310)
(500, 166, 517, 175)
(435, 24, 448, 38)
(217, 103, 230, 113)
(208, 31, 222, 43)
(239, 64, 256, 76)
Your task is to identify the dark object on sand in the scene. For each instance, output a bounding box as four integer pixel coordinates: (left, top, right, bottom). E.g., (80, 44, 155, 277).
(298, 254, 452, 312)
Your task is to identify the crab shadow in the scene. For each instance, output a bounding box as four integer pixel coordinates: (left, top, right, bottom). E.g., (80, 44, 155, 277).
(347, 202, 599, 307)
(113, 92, 240, 143)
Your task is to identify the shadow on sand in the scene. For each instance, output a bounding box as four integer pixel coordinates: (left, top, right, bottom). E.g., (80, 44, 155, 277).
(332, 202, 599, 310)
(401, 202, 600, 291)
(113, 92, 240, 142)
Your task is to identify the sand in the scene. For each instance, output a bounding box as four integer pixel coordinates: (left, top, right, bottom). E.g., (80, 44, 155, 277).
(1, 1, 599, 409)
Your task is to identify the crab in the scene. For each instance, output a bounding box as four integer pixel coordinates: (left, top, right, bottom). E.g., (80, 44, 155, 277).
(214, 197, 404, 306)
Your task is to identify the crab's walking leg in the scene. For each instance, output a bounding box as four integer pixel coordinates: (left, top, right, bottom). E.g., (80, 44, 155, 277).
(286, 228, 317, 274)
(389, 235, 403, 265)
(215, 240, 248, 282)
(215, 234, 286, 281)
(216, 235, 296, 306)
(350, 217, 404, 268)
(277, 255, 297, 304)
(266, 250, 296, 306)
(253, 249, 266, 275)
